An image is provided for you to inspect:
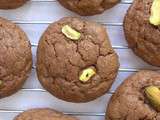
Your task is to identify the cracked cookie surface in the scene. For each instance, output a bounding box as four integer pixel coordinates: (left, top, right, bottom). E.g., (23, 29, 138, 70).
(0, 17, 32, 98)
(57, 0, 120, 16)
(124, 0, 160, 67)
(0, 0, 28, 9)
(37, 17, 119, 102)
(106, 70, 160, 120)
(14, 108, 78, 120)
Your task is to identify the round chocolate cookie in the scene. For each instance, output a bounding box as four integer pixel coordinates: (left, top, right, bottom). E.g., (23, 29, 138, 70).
(0, 0, 28, 9)
(0, 17, 32, 98)
(124, 0, 160, 67)
(37, 17, 119, 102)
(106, 70, 160, 120)
(58, 0, 120, 16)
(14, 108, 78, 120)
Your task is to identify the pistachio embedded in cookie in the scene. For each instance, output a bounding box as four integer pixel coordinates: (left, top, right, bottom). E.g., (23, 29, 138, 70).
(0, 80, 3, 85)
(62, 25, 81, 40)
(149, 0, 160, 26)
(145, 86, 160, 111)
(106, 71, 160, 120)
(124, 0, 160, 67)
(37, 17, 119, 102)
(0, 80, 3, 88)
(79, 67, 96, 82)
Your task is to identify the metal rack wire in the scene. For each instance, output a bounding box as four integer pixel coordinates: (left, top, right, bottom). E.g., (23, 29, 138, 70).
(1, 0, 158, 119)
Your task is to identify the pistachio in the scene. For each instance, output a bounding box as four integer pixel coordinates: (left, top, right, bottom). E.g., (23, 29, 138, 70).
(149, 0, 160, 26)
(0, 80, 2, 85)
(145, 86, 160, 111)
(0, 80, 3, 88)
(79, 68, 96, 82)
(62, 25, 81, 40)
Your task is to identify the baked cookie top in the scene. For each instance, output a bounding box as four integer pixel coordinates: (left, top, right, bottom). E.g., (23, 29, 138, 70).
(37, 17, 119, 102)
(58, 0, 120, 16)
(0, 0, 28, 9)
(0, 17, 32, 98)
(14, 108, 78, 120)
(107, 70, 160, 120)
(124, 0, 160, 66)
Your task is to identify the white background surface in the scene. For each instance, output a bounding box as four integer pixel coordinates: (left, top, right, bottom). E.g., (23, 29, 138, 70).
(0, 0, 159, 120)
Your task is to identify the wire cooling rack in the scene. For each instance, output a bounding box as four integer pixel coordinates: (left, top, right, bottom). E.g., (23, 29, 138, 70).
(0, 0, 159, 120)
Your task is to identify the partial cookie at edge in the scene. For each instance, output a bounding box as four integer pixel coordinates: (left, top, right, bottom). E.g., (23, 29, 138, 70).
(14, 108, 78, 120)
(0, 0, 28, 9)
(124, 0, 160, 66)
(106, 70, 160, 120)
(0, 17, 32, 98)
(58, 0, 120, 16)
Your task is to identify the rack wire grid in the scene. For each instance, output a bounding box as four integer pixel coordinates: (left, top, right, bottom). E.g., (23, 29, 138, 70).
(0, 0, 159, 120)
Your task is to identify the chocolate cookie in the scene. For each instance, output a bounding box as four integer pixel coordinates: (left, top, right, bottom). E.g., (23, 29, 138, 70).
(0, 0, 28, 9)
(36, 17, 119, 102)
(0, 17, 32, 98)
(106, 70, 160, 120)
(58, 0, 120, 16)
(14, 108, 78, 120)
(124, 0, 160, 67)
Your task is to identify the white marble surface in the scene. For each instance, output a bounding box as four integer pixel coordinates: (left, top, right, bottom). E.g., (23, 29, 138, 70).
(0, 0, 157, 120)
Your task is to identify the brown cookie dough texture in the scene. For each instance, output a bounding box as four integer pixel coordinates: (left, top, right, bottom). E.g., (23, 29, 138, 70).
(124, 0, 160, 67)
(14, 108, 78, 120)
(106, 70, 160, 120)
(0, 0, 28, 9)
(58, 0, 120, 16)
(36, 17, 119, 102)
(0, 17, 32, 98)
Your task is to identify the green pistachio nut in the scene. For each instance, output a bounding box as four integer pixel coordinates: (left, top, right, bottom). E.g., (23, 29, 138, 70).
(145, 86, 160, 111)
(62, 25, 81, 40)
(0, 80, 2, 85)
(0, 80, 3, 88)
(149, 0, 160, 26)
(79, 68, 96, 82)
